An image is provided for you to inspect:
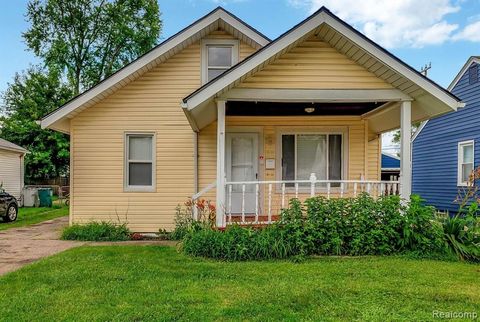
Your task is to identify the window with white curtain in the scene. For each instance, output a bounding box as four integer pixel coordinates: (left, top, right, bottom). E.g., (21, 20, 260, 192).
(458, 140, 474, 186)
(125, 133, 155, 191)
(201, 39, 238, 84)
(281, 133, 342, 186)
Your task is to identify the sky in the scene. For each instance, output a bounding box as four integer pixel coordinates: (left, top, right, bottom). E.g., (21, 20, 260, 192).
(1, 0, 480, 151)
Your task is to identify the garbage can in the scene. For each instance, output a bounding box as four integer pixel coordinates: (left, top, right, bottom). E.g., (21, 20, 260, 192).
(38, 188, 53, 207)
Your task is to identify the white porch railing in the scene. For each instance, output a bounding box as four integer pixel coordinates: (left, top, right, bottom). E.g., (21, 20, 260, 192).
(224, 173, 399, 225)
(192, 173, 399, 226)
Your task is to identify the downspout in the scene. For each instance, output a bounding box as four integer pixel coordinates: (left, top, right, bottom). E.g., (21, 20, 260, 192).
(193, 131, 199, 194)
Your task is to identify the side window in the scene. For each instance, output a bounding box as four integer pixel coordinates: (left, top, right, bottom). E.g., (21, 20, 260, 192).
(458, 140, 474, 186)
(202, 40, 238, 84)
(125, 133, 155, 191)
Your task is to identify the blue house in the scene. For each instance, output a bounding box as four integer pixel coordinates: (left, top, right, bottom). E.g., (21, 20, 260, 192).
(381, 153, 400, 181)
(412, 56, 479, 213)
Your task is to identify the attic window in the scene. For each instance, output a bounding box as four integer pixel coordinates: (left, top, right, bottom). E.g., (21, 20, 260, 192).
(469, 64, 478, 84)
(202, 39, 238, 84)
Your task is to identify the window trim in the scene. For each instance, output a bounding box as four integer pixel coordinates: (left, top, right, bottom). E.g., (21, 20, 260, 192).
(124, 132, 156, 192)
(457, 140, 474, 187)
(201, 39, 239, 85)
(276, 127, 348, 191)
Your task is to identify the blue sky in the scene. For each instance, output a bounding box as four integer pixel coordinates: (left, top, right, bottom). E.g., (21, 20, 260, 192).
(1, 0, 479, 96)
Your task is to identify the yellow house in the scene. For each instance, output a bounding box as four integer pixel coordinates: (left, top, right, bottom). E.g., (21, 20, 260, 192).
(41, 7, 463, 232)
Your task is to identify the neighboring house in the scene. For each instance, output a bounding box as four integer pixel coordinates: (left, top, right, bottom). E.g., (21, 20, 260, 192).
(381, 153, 400, 181)
(41, 7, 463, 231)
(412, 56, 480, 213)
(0, 138, 28, 205)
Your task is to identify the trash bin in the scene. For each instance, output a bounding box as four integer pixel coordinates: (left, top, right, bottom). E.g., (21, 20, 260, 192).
(38, 188, 53, 207)
(23, 187, 38, 207)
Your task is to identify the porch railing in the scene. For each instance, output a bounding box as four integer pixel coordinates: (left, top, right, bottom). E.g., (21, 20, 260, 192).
(224, 173, 399, 225)
(191, 173, 399, 226)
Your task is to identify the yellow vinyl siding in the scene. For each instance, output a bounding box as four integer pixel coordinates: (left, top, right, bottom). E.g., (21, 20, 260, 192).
(198, 122, 217, 201)
(238, 37, 392, 89)
(71, 33, 257, 232)
(0, 149, 23, 200)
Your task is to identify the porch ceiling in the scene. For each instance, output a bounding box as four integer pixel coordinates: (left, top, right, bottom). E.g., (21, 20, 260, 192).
(184, 88, 416, 132)
(226, 101, 386, 116)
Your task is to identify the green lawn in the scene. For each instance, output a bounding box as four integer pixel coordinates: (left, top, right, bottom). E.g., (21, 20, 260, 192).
(0, 246, 478, 321)
(0, 205, 68, 231)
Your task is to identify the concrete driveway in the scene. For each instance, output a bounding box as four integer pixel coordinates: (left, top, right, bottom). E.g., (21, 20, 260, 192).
(0, 217, 84, 276)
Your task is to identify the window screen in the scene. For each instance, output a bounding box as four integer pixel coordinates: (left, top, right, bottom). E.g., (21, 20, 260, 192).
(459, 141, 474, 185)
(207, 46, 233, 82)
(126, 134, 154, 188)
(281, 134, 342, 184)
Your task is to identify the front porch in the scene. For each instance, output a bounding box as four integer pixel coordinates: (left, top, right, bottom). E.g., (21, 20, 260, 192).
(192, 92, 412, 228)
(181, 14, 462, 228)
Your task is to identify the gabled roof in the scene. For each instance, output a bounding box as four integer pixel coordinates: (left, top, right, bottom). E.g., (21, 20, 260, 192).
(40, 7, 270, 133)
(412, 56, 479, 142)
(0, 138, 28, 154)
(448, 56, 480, 91)
(182, 7, 461, 111)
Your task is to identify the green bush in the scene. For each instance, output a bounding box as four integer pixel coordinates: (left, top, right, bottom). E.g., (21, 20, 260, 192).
(61, 222, 131, 241)
(170, 199, 215, 240)
(182, 223, 299, 260)
(180, 194, 475, 261)
(441, 203, 480, 262)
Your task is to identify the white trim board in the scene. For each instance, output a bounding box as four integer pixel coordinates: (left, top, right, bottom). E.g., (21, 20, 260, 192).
(40, 7, 269, 132)
(448, 56, 480, 91)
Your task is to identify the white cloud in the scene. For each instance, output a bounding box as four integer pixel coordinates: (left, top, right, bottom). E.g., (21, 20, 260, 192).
(289, 0, 460, 48)
(453, 20, 480, 42)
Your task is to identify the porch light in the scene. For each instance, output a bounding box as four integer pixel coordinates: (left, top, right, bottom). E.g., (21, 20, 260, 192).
(304, 107, 315, 113)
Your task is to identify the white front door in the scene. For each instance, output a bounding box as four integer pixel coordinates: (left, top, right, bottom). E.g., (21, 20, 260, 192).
(226, 133, 259, 214)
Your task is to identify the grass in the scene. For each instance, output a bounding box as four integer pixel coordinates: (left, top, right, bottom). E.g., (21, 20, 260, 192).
(0, 246, 478, 321)
(0, 205, 68, 231)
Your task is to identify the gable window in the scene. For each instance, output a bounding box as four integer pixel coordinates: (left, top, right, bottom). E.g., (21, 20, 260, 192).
(281, 133, 343, 186)
(458, 140, 474, 186)
(469, 64, 478, 85)
(202, 39, 238, 84)
(125, 133, 155, 191)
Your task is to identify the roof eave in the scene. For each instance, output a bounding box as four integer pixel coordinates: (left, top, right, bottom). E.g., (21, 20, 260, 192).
(40, 7, 270, 130)
(183, 7, 462, 115)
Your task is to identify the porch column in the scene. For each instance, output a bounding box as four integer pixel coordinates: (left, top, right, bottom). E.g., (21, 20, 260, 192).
(400, 100, 412, 200)
(216, 100, 226, 227)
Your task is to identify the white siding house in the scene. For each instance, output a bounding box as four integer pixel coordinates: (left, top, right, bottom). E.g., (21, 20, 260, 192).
(0, 138, 28, 204)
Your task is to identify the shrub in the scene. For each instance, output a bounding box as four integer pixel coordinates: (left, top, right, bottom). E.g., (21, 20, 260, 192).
(61, 222, 131, 241)
(440, 203, 480, 262)
(181, 194, 477, 261)
(171, 199, 215, 240)
(182, 224, 300, 261)
(399, 195, 445, 255)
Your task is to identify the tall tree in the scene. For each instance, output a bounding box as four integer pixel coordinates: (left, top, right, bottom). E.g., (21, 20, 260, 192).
(23, 0, 161, 94)
(0, 68, 72, 182)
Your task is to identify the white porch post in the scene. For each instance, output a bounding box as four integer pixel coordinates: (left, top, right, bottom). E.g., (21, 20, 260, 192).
(216, 100, 226, 228)
(400, 100, 412, 200)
